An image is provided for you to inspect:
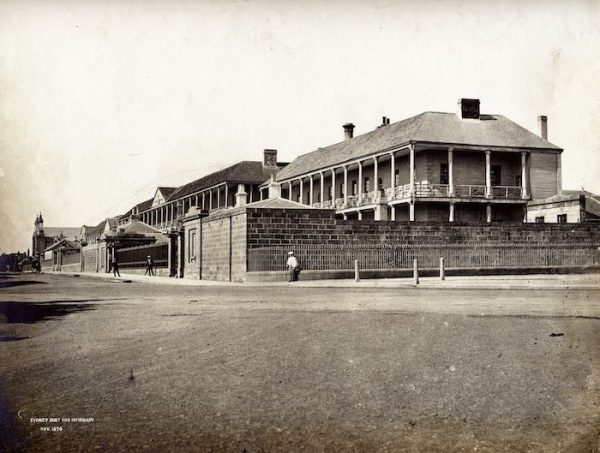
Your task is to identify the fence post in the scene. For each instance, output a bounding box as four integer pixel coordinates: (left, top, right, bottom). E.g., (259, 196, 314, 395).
(440, 256, 445, 281)
(354, 259, 360, 283)
(413, 258, 419, 285)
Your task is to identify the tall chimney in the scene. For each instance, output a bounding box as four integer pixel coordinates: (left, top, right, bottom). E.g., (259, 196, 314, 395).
(263, 149, 277, 167)
(538, 115, 548, 140)
(343, 123, 355, 140)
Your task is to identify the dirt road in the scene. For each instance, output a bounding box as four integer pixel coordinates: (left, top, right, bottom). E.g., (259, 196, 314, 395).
(1, 273, 599, 452)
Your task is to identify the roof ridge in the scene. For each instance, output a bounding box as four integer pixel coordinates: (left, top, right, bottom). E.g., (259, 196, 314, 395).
(409, 111, 430, 143)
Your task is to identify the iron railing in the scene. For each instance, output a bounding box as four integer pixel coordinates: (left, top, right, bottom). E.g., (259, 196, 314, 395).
(116, 243, 168, 269)
(247, 243, 600, 272)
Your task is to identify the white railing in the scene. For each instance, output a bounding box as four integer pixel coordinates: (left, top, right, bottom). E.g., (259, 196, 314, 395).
(414, 183, 449, 198)
(312, 200, 335, 209)
(360, 190, 381, 205)
(322, 183, 524, 211)
(345, 195, 360, 208)
(386, 184, 412, 201)
(492, 186, 523, 199)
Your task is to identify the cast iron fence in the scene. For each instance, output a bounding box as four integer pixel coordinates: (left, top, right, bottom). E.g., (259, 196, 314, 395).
(247, 243, 600, 272)
(117, 243, 168, 269)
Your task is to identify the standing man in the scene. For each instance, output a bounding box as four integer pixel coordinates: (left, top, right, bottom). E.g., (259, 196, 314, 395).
(112, 258, 121, 277)
(286, 251, 300, 282)
(145, 255, 155, 276)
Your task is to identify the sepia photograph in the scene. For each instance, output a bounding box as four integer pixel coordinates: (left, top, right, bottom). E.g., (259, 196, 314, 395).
(1, 0, 599, 451)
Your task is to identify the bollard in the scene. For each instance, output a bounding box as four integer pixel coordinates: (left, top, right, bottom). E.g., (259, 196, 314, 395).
(413, 258, 419, 285)
(440, 256, 445, 281)
(354, 259, 360, 282)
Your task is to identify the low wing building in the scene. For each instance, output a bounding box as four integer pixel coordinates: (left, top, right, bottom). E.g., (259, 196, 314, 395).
(138, 149, 287, 230)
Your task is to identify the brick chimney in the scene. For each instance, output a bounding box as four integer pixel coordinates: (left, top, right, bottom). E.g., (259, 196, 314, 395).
(263, 149, 278, 167)
(538, 115, 548, 140)
(343, 123, 355, 140)
(457, 98, 480, 119)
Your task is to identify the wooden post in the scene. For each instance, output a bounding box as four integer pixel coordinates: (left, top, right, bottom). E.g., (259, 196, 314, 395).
(354, 259, 360, 282)
(440, 256, 445, 281)
(413, 258, 419, 285)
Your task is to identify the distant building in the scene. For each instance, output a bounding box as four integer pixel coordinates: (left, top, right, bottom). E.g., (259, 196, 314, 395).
(32, 213, 81, 260)
(272, 99, 562, 223)
(526, 190, 600, 223)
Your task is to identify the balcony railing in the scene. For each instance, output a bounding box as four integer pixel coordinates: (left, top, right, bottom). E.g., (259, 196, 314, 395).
(385, 184, 412, 201)
(313, 200, 334, 209)
(360, 190, 381, 205)
(308, 184, 525, 211)
(492, 186, 523, 199)
(345, 195, 360, 208)
(414, 183, 449, 198)
(453, 185, 487, 198)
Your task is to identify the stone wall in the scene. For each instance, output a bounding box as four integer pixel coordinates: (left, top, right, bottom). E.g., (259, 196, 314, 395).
(60, 263, 81, 272)
(121, 267, 169, 277)
(243, 207, 600, 280)
(245, 207, 600, 248)
(199, 208, 247, 282)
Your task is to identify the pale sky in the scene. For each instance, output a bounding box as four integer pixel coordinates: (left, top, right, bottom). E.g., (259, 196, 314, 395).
(1, 0, 599, 252)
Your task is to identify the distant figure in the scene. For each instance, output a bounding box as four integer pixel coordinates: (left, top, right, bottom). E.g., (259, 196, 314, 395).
(286, 251, 300, 282)
(112, 259, 121, 277)
(145, 255, 155, 276)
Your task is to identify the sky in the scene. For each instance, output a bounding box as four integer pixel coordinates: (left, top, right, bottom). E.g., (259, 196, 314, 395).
(1, 0, 599, 253)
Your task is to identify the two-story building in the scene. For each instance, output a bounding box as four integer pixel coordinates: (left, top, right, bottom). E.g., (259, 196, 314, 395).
(272, 99, 562, 223)
(137, 149, 287, 230)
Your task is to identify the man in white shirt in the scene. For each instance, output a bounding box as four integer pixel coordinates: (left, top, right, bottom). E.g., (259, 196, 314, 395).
(286, 251, 299, 282)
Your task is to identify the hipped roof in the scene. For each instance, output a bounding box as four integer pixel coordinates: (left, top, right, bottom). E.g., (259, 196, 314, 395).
(276, 112, 562, 181)
(165, 161, 285, 203)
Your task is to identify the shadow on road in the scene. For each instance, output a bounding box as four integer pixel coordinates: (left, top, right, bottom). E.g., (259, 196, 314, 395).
(0, 279, 47, 289)
(0, 301, 96, 324)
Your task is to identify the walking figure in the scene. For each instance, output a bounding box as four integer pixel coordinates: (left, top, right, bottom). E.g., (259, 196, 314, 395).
(287, 251, 300, 282)
(112, 259, 121, 277)
(145, 255, 155, 276)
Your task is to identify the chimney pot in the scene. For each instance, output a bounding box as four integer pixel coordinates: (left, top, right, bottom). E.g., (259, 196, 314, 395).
(343, 123, 355, 140)
(538, 115, 548, 140)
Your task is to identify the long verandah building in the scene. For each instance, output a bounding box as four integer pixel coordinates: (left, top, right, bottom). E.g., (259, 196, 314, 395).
(273, 99, 562, 223)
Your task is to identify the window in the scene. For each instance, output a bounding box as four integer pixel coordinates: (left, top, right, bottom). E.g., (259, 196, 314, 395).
(364, 177, 370, 193)
(491, 165, 502, 185)
(328, 185, 333, 200)
(188, 229, 196, 261)
(557, 214, 567, 223)
(394, 169, 400, 186)
(535, 216, 545, 223)
(340, 183, 345, 197)
(352, 180, 357, 196)
(440, 163, 449, 185)
(377, 178, 383, 191)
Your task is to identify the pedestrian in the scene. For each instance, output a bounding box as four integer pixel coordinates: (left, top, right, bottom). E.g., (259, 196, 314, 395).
(286, 251, 300, 282)
(112, 259, 121, 277)
(145, 255, 155, 276)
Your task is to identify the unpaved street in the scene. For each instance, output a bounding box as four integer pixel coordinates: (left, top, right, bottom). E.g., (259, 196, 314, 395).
(1, 273, 599, 452)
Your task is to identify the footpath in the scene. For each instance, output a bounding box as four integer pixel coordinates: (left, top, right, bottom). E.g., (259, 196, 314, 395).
(47, 270, 600, 290)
